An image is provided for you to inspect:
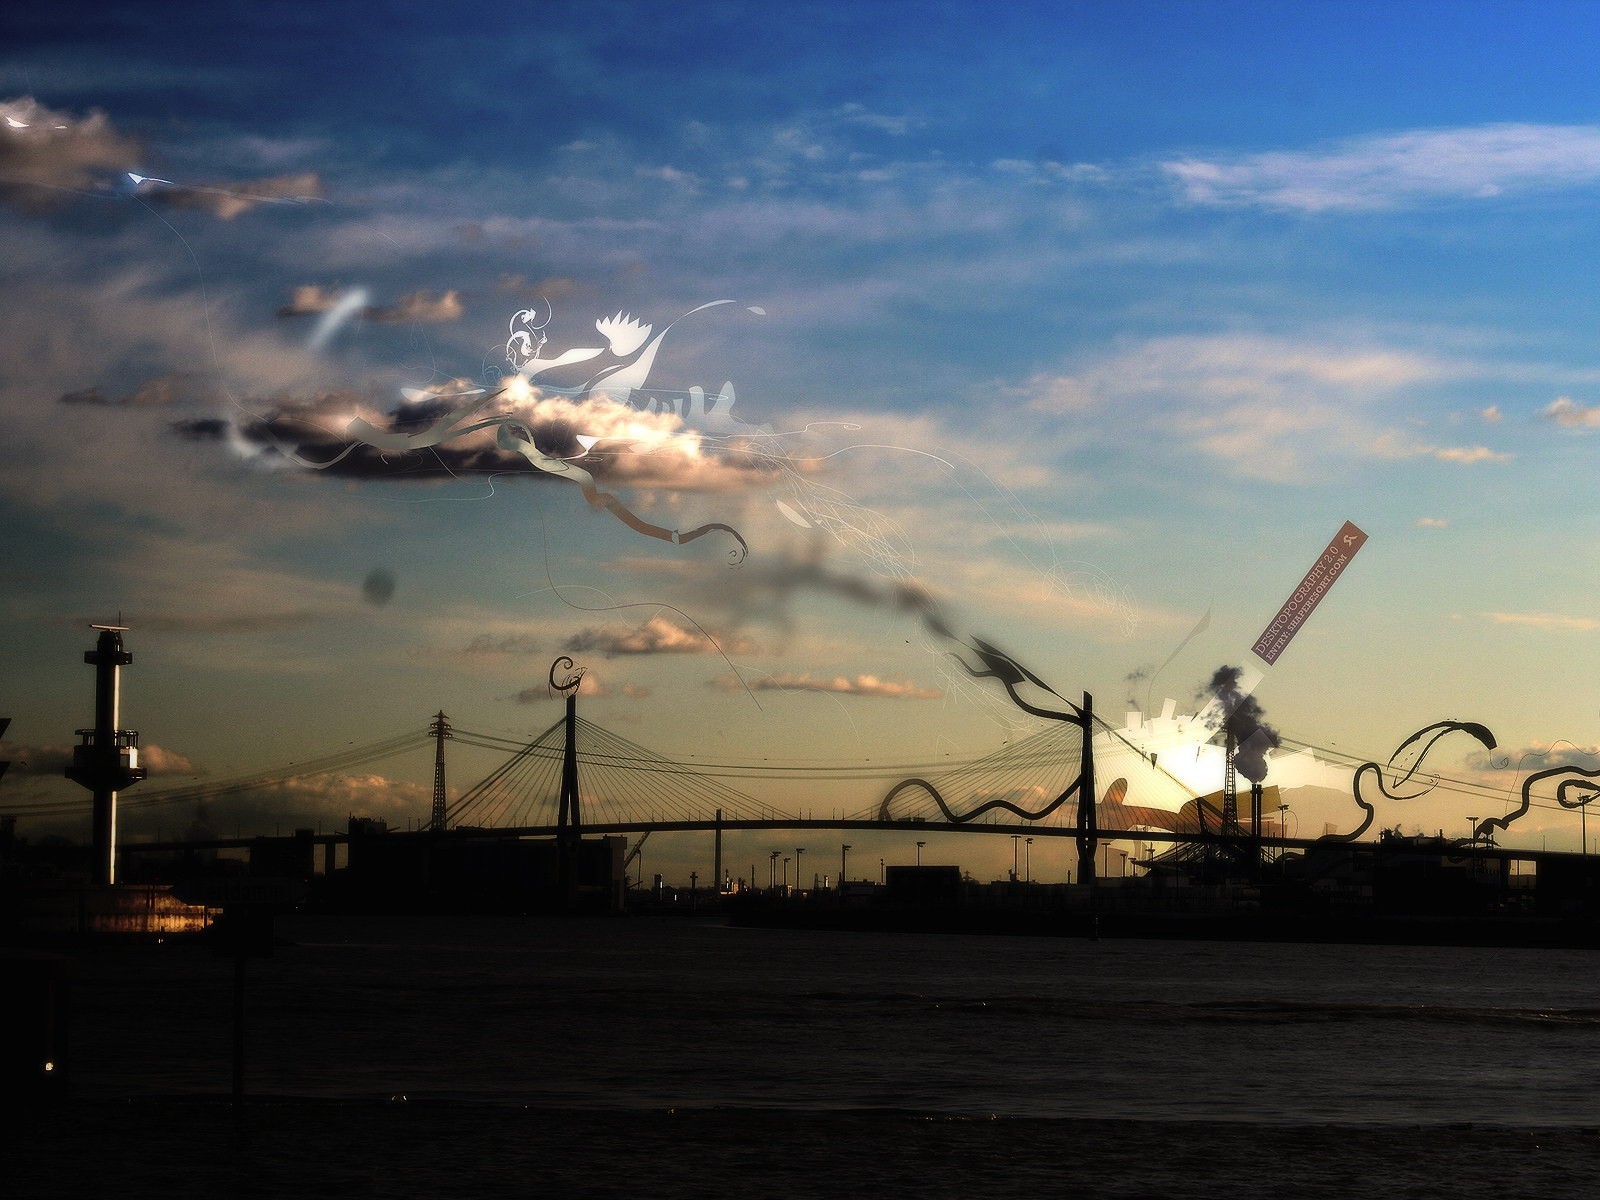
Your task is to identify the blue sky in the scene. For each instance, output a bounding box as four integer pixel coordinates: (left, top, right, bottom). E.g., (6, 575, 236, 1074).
(6, 1, 1600, 877)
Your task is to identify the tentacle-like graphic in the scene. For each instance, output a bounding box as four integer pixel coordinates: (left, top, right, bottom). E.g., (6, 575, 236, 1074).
(1324, 720, 1497, 842)
(877, 776, 1083, 824)
(548, 655, 584, 693)
(1477, 764, 1600, 842)
(950, 636, 1084, 724)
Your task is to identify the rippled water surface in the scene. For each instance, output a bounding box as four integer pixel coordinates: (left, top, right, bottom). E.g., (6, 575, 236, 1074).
(19, 916, 1600, 1197)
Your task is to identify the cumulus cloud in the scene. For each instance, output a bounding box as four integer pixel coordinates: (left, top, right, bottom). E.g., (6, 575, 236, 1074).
(1543, 396, 1600, 428)
(0, 95, 140, 210)
(1165, 123, 1600, 212)
(565, 614, 753, 657)
(714, 671, 942, 699)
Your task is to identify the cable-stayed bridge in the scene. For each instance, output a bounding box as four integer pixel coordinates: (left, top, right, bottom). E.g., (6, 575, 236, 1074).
(16, 676, 1584, 882)
(20, 687, 1263, 880)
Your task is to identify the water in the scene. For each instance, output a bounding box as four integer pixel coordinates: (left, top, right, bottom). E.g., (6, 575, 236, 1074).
(16, 916, 1600, 1197)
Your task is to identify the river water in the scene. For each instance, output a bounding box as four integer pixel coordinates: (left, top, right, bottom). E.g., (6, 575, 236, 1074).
(15, 915, 1600, 1197)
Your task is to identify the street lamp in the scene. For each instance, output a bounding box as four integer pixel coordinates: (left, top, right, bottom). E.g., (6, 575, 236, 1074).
(1119, 849, 1128, 878)
(916, 840, 925, 866)
(769, 850, 779, 890)
(1025, 837, 1033, 883)
(796, 847, 805, 892)
(879, 857, 885, 883)
(1278, 804, 1290, 864)
(841, 843, 851, 890)
(783, 856, 791, 892)
(1584, 801, 1589, 858)
(1011, 835, 1020, 881)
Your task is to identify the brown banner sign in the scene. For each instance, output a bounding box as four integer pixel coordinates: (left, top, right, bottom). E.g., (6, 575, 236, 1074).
(1252, 521, 1368, 666)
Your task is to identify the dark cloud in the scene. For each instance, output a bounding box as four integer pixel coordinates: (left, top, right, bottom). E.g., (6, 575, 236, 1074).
(59, 386, 114, 406)
(171, 417, 229, 441)
(186, 387, 779, 492)
(361, 568, 396, 606)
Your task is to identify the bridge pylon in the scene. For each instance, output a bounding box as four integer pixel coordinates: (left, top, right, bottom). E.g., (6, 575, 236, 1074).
(1075, 691, 1097, 887)
(550, 657, 585, 908)
(429, 710, 452, 832)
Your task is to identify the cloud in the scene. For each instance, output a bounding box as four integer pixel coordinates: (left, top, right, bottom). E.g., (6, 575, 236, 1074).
(1164, 123, 1600, 212)
(276, 284, 346, 316)
(1480, 406, 1502, 423)
(564, 614, 753, 657)
(143, 170, 325, 220)
(206, 772, 431, 830)
(1543, 396, 1600, 428)
(277, 285, 462, 323)
(1, 741, 200, 778)
(714, 671, 942, 699)
(1020, 333, 1467, 480)
(59, 372, 218, 409)
(208, 385, 781, 493)
(1466, 743, 1600, 773)
(365, 288, 464, 324)
(1372, 435, 1512, 465)
(0, 95, 140, 210)
(1431, 445, 1510, 464)
(510, 678, 651, 702)
(832, 103, 917, 136)
(463, 633, 544, 655)
(1480, 611, 1600, 632)
(1414, 517, 1450, 529)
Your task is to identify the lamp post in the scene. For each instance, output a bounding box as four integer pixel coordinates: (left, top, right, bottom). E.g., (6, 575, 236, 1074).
(1278, 804, 1290, 864)
(769, 850, 779, 890)
(1583, 802, 1588, 858)
(1011, 835, 1020, 882)
(783, 856, 791, 892)
(879, 857, 885, 884)
(1119, 849, 1128, 878)
(915, 840, 925, 866)
(1025, 837, 1033, 883)
(795, 847, 805, 893)
(841, 844, 851, 890)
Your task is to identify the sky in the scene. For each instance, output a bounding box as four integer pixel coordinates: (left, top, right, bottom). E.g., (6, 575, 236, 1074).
(6, 0, 1600, 882)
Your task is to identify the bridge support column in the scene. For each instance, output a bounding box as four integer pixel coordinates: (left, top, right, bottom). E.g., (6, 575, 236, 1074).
(1075, 691, 1097, 889)
(714, 808, 723, 896)
(557, 689, 582, 910)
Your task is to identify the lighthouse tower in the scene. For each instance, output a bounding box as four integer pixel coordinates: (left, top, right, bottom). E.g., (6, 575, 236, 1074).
(64, 625, 147, 885)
